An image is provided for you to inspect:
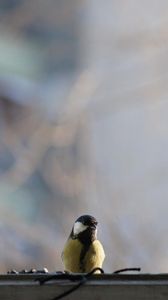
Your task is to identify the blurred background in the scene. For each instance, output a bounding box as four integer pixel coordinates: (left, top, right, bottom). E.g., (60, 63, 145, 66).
(0, 0, 168, 273)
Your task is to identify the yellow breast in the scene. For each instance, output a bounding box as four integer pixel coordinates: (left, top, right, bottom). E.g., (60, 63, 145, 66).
(62, 238, 105, 273)
(62, 238, 82, 273)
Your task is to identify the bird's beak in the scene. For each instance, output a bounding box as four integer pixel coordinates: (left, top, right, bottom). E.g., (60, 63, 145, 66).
(91, 224, 97, 230)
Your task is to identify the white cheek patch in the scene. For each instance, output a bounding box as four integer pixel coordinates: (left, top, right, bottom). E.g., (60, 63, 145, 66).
(95, 228, 97, 239)
(73, 221, 88, 235)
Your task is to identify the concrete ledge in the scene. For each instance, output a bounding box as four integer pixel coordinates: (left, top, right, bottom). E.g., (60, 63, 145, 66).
(0, 273, 168, 299)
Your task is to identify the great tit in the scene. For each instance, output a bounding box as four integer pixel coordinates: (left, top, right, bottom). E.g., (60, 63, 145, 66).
(62, 215, 105, 273)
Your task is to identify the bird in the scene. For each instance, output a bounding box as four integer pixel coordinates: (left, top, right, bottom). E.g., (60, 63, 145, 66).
(62, 215, 105, 273)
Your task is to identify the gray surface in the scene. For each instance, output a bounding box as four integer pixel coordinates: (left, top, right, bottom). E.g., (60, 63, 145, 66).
(0, 274, 168, 300)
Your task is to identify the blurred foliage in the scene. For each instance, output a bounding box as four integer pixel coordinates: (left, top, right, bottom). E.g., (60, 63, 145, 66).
(0, 0, 80, 78)
(0, 0, 86, 272)
(0, 0, 168, 275)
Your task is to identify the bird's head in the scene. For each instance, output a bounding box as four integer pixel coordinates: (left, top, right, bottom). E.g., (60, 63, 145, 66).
(71, 215, 98, 243)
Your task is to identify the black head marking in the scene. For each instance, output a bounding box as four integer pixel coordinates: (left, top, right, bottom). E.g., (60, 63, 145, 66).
(72, 215, 98, 245)
(75, 215, 98, 228)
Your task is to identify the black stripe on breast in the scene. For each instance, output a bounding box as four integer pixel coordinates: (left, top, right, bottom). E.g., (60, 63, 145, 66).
(79, 243, 90, 272)
(78, 227, 96, 272)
